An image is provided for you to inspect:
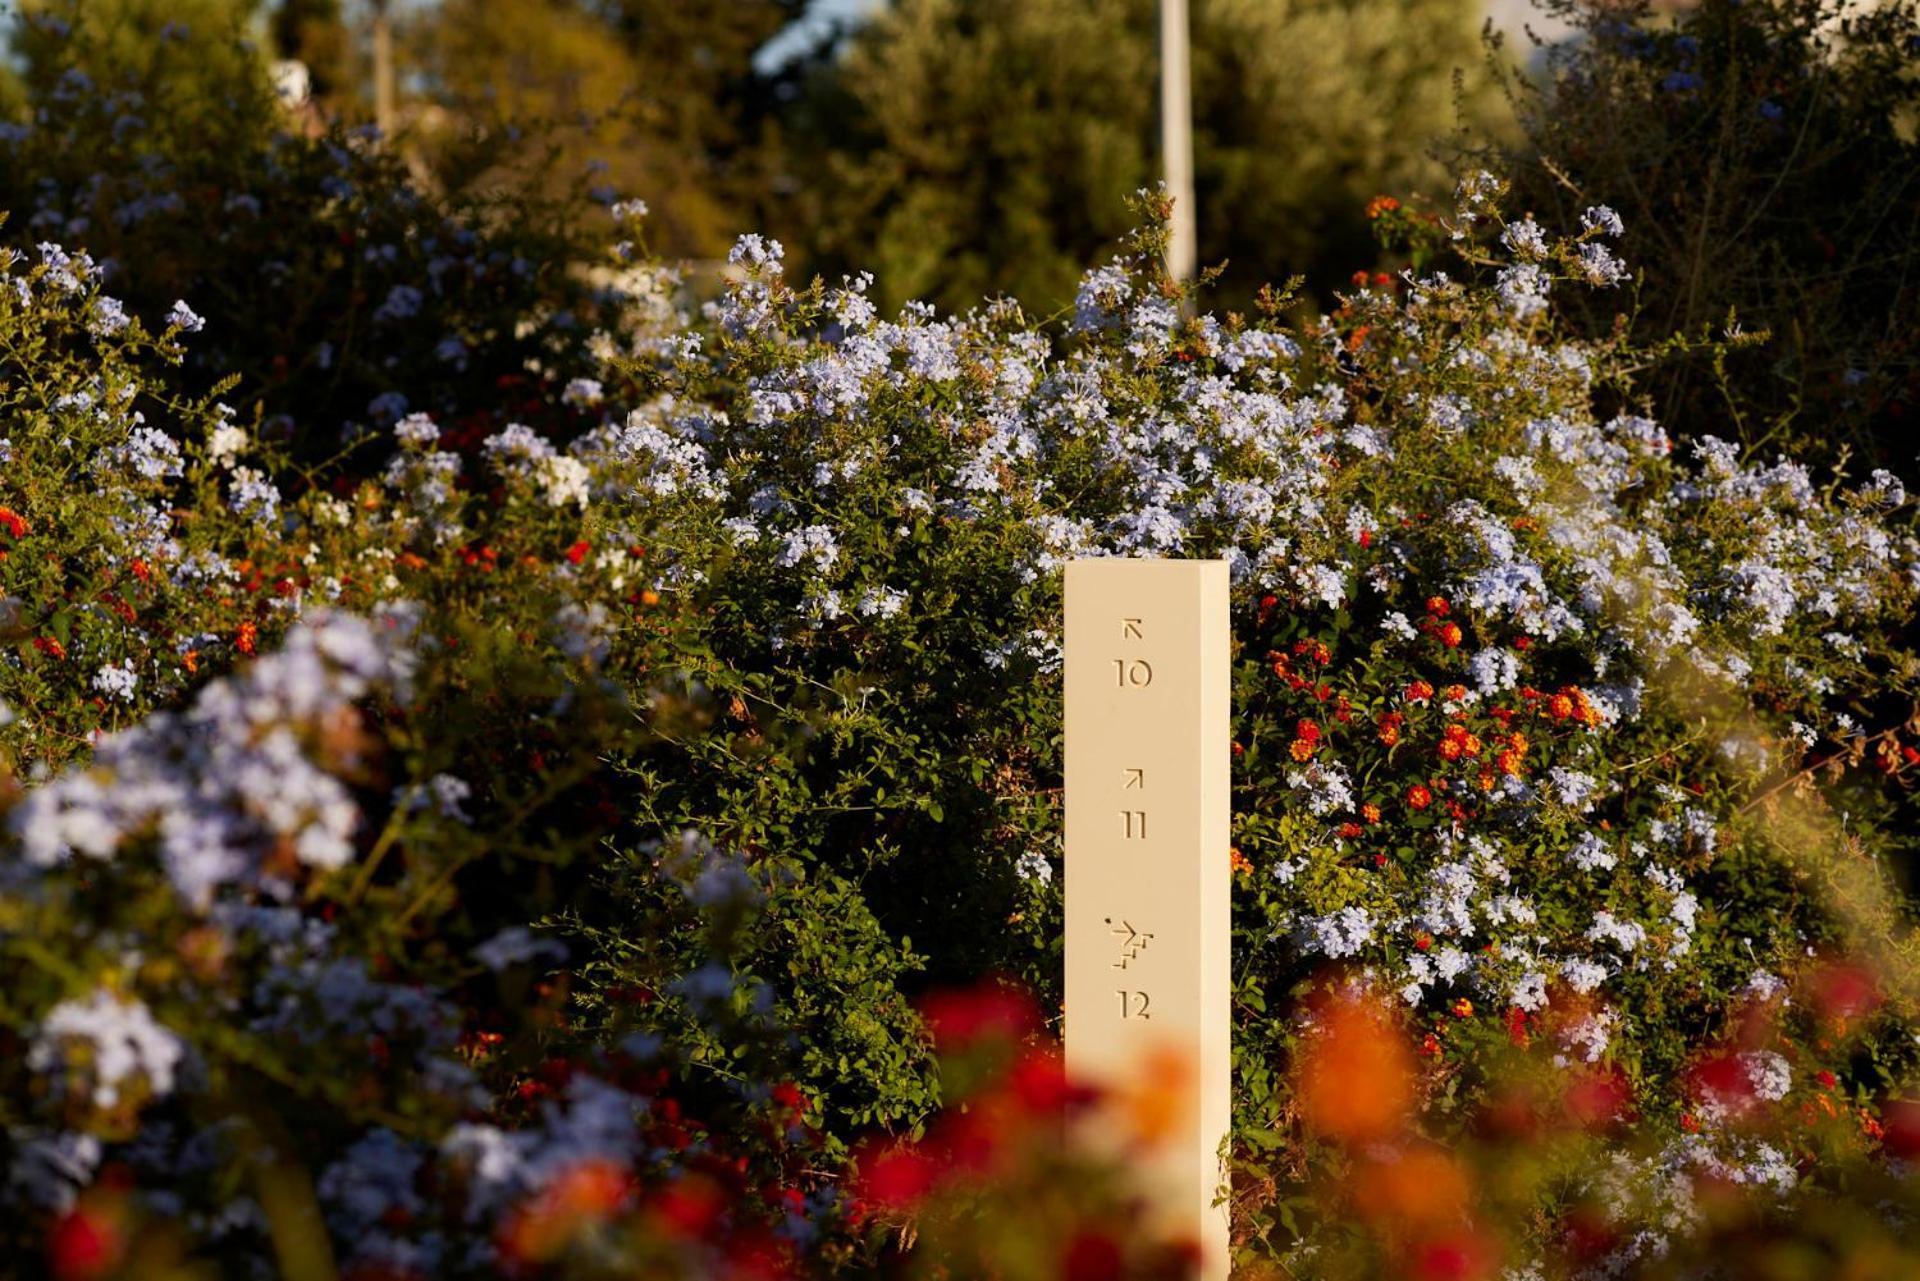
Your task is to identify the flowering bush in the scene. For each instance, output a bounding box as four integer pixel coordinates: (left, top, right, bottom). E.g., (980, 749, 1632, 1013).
(6, 57, 1920, 1271)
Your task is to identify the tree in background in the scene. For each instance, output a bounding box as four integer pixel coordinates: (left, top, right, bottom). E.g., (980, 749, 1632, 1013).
(1479, 0, 1920, 472)
(403, 0, 811, 263)
(779, 0, 1500, 314)
(12, 0, 264, 92)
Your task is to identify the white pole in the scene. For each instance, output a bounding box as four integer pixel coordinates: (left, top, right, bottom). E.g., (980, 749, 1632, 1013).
(1160, 0, 1197, 282)
(371, 0, 396, 138)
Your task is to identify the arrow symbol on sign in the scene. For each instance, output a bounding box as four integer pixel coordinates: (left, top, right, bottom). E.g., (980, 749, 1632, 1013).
(1123, 768, 1144, 789)
(1122, 618, 1143, 639)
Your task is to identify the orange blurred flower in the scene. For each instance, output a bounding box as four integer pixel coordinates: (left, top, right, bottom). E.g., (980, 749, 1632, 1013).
(498, 1159, 631, 1263)
(1297, 993, 1414, 1144)
(1351, 1146, 1470, 1230)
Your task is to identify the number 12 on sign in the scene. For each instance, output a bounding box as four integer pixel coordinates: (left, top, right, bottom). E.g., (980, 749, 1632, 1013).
(1116, 989, 1151, 1019)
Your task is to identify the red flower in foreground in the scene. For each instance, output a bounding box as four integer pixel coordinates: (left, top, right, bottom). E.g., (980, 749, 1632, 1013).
(0, 507, 29, 539)
(47, 1199, 124, 1281)
(1061, 1229, 1125, 1281)
(854, 1142, 940, 1211)
(1881, 1099, 1920, 1158)
(919, 984, 1040, 1050)
(1808, 962, 1882, 1023)
(1411, 1232, 1497, 1281)
(1407, 784, 1433, 811)
(1563, 1069, 1633, 1130)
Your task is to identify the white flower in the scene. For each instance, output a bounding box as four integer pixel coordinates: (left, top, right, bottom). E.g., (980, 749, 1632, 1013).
(537, 455, 591, 508)
(28, 991, 184, 1107)
(208, 423, 249, 467)
(394, 413, 440, 447)
(92, 661, 138, 702)
(1562, 958, 1609, 994)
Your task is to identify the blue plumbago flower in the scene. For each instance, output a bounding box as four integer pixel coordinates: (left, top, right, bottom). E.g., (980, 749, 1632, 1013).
(1581, 205, 1625, 237)
(562, 377, 604, 409)
(367, 391, 410, 424)
(228, 466, 282, 527)
(166, 299, 204, 333)
(372, 284, 423, 323)
(1496, 262, 1552, 319)
(88, 295, 130, 337)
(1577, 242, 1631, 287)
(1501, 218, 1549, 258)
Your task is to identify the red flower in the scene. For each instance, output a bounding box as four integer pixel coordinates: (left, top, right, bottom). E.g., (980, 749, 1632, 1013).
(1424, 596, 1449, 617)
(1808, 962, 1882, 1022)
(650, 1176, 724, 1239)
(1005, 1048, 1097, 1114)
(1564, 1069, 1632, 1130)
(919, 984, 1039, 1050)
(856, 1143, 939, 1209)
(1407, 784, 1433, 810)
(0, 507, 29, 539)
(1882, 1100, 1920, 1157)
(1061, 1230, 1125, 1281)
(1411, 1233, 1496, 1281)
(47, 1199, 123, 1281)
(566, 539, 591, 565)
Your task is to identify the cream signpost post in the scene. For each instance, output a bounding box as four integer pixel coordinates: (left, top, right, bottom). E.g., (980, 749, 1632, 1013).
(1064, 558, 1230, 1278)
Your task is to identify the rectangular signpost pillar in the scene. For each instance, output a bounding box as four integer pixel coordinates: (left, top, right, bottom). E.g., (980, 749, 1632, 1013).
(1064, 559, 1230, 1277)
